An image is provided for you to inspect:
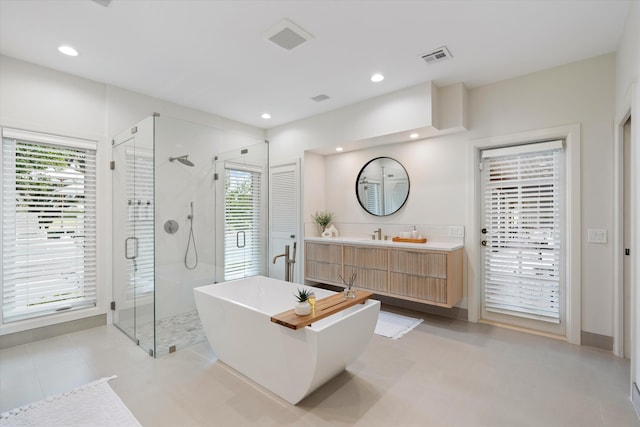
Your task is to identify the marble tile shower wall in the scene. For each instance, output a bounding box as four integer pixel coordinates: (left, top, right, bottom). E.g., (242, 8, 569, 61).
(154, 117, 219, 321)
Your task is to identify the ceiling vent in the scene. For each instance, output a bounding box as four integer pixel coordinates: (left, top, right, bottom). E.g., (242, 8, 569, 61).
(420, 46, 452, 64)
(264, 18, 313, 51)
(311, 94, 330, 102)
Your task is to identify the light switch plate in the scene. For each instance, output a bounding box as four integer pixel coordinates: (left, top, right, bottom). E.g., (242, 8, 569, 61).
(587, 229, 607, 244)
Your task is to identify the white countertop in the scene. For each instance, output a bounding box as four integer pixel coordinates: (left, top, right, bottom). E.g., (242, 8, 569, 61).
(304, 236, 464, 251)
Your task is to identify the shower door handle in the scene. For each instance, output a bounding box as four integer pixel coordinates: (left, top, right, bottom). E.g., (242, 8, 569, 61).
(236, 231, 246, 248)
(125, 237, 139, 259)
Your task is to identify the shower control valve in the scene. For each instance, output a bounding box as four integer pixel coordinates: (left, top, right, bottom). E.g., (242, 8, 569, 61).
(164, 220, 179, 234)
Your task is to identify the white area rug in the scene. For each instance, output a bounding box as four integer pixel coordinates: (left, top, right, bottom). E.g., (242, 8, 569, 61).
(0, 376, 141, 427)
(374, 311, 423, 339)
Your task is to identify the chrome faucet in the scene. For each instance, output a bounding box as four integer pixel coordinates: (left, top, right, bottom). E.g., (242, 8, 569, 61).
(373, 228, 382, 240)
(272, 242, 297, 282)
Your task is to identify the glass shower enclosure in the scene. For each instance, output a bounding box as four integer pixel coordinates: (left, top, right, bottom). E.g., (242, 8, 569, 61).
(111, 114, 267, 357)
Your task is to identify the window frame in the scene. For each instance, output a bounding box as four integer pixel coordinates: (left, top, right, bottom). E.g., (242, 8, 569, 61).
(480, 140, 565, 328)
(1, 128, 98, 323)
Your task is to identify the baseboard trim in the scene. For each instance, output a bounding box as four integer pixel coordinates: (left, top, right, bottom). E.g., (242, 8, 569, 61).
(0, 314, 107, 350)
(581, 330, 614, 351)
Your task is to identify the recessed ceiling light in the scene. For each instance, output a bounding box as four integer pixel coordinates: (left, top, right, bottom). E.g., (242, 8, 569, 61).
(410, 133, 419, 139)
(58, 45, 79, 56)
(336, 147, 344, 152)
(370, 73, 384, 83)
(261, 113, 271, 119)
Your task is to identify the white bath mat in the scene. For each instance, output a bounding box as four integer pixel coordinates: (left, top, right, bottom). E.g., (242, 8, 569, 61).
(374, 311, 423, 339)
(0, 376, 141, 427)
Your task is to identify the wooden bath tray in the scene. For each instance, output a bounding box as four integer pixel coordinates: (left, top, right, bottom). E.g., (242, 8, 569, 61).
(391, 237, 427, 243)
(271, 291, 374, 330)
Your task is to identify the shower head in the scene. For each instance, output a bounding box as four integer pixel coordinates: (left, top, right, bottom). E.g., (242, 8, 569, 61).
(169, 155, 195, 167)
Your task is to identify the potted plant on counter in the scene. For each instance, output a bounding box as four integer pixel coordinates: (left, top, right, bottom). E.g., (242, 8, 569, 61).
(312, 211, 335, 235)
(294, 288, 314, 315)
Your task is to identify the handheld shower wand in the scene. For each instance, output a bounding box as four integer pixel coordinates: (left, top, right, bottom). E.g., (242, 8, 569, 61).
(184, 201, 198, 270)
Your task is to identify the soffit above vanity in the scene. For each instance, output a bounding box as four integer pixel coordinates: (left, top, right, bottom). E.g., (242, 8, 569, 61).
(305, 81, 468, 155)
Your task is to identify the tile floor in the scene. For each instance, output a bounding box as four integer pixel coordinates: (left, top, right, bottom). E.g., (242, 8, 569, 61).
(1, 310, 638, 427)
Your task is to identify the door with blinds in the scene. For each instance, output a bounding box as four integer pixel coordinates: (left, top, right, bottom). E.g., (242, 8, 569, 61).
(480, 140, 565, 334)
(217, 162, 265, 281)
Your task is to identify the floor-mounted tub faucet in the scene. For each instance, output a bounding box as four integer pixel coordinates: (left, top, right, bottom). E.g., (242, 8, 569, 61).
(273, 242, 296, 282)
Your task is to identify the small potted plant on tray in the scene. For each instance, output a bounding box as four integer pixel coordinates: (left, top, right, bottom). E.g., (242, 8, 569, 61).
(294, 288, 314, 315)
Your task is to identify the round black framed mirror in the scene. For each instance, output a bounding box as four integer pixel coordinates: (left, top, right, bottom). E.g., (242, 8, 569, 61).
(355, 157, 409, 216)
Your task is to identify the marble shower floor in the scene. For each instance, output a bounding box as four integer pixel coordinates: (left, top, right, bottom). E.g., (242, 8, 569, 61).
(120, 310, 206, 357)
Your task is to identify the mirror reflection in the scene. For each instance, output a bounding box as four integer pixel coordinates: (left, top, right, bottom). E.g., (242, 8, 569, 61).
(356, 157, 409, 216)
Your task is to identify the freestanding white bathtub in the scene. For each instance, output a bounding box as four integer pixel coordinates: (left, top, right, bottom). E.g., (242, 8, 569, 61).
(194, 276, 380, 404)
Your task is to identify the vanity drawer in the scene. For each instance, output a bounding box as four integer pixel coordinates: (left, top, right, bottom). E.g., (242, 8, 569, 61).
(389, 273, 447, 304)
(305, 260, 342, 284)
(305, 242, 342, 264)
(344, 245, 387, 269)
(389, 249, 447, 279)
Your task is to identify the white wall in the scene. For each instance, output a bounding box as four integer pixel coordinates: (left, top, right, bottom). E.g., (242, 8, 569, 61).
(303, 152, 327, 235)
(0, 56, 106, 141)
(268, 53, 617, 341)
(0, 55, 263, 334)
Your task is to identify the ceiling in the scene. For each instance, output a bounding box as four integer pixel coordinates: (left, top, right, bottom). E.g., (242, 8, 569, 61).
(0, 0, 632, 129)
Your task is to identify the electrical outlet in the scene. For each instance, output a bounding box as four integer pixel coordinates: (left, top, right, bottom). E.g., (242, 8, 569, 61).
(449, 226, 465, 237)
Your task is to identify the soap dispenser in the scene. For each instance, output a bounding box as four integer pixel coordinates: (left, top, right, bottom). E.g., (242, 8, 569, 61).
(411, 226, 418, 239)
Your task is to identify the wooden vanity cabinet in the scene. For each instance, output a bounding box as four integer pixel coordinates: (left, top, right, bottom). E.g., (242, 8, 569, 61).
(305, 240, 463, 308)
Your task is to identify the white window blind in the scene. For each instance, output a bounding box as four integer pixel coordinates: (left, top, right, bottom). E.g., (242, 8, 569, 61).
(481, 140, 563, 324)
(224, 165, 263, 281)
(125, 148, 154, 299)
(2, 130, 97, 322)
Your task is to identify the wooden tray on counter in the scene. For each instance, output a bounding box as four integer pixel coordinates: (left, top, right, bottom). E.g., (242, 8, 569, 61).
(271, 291, 373, 330)
(391, 237, 427, 243)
